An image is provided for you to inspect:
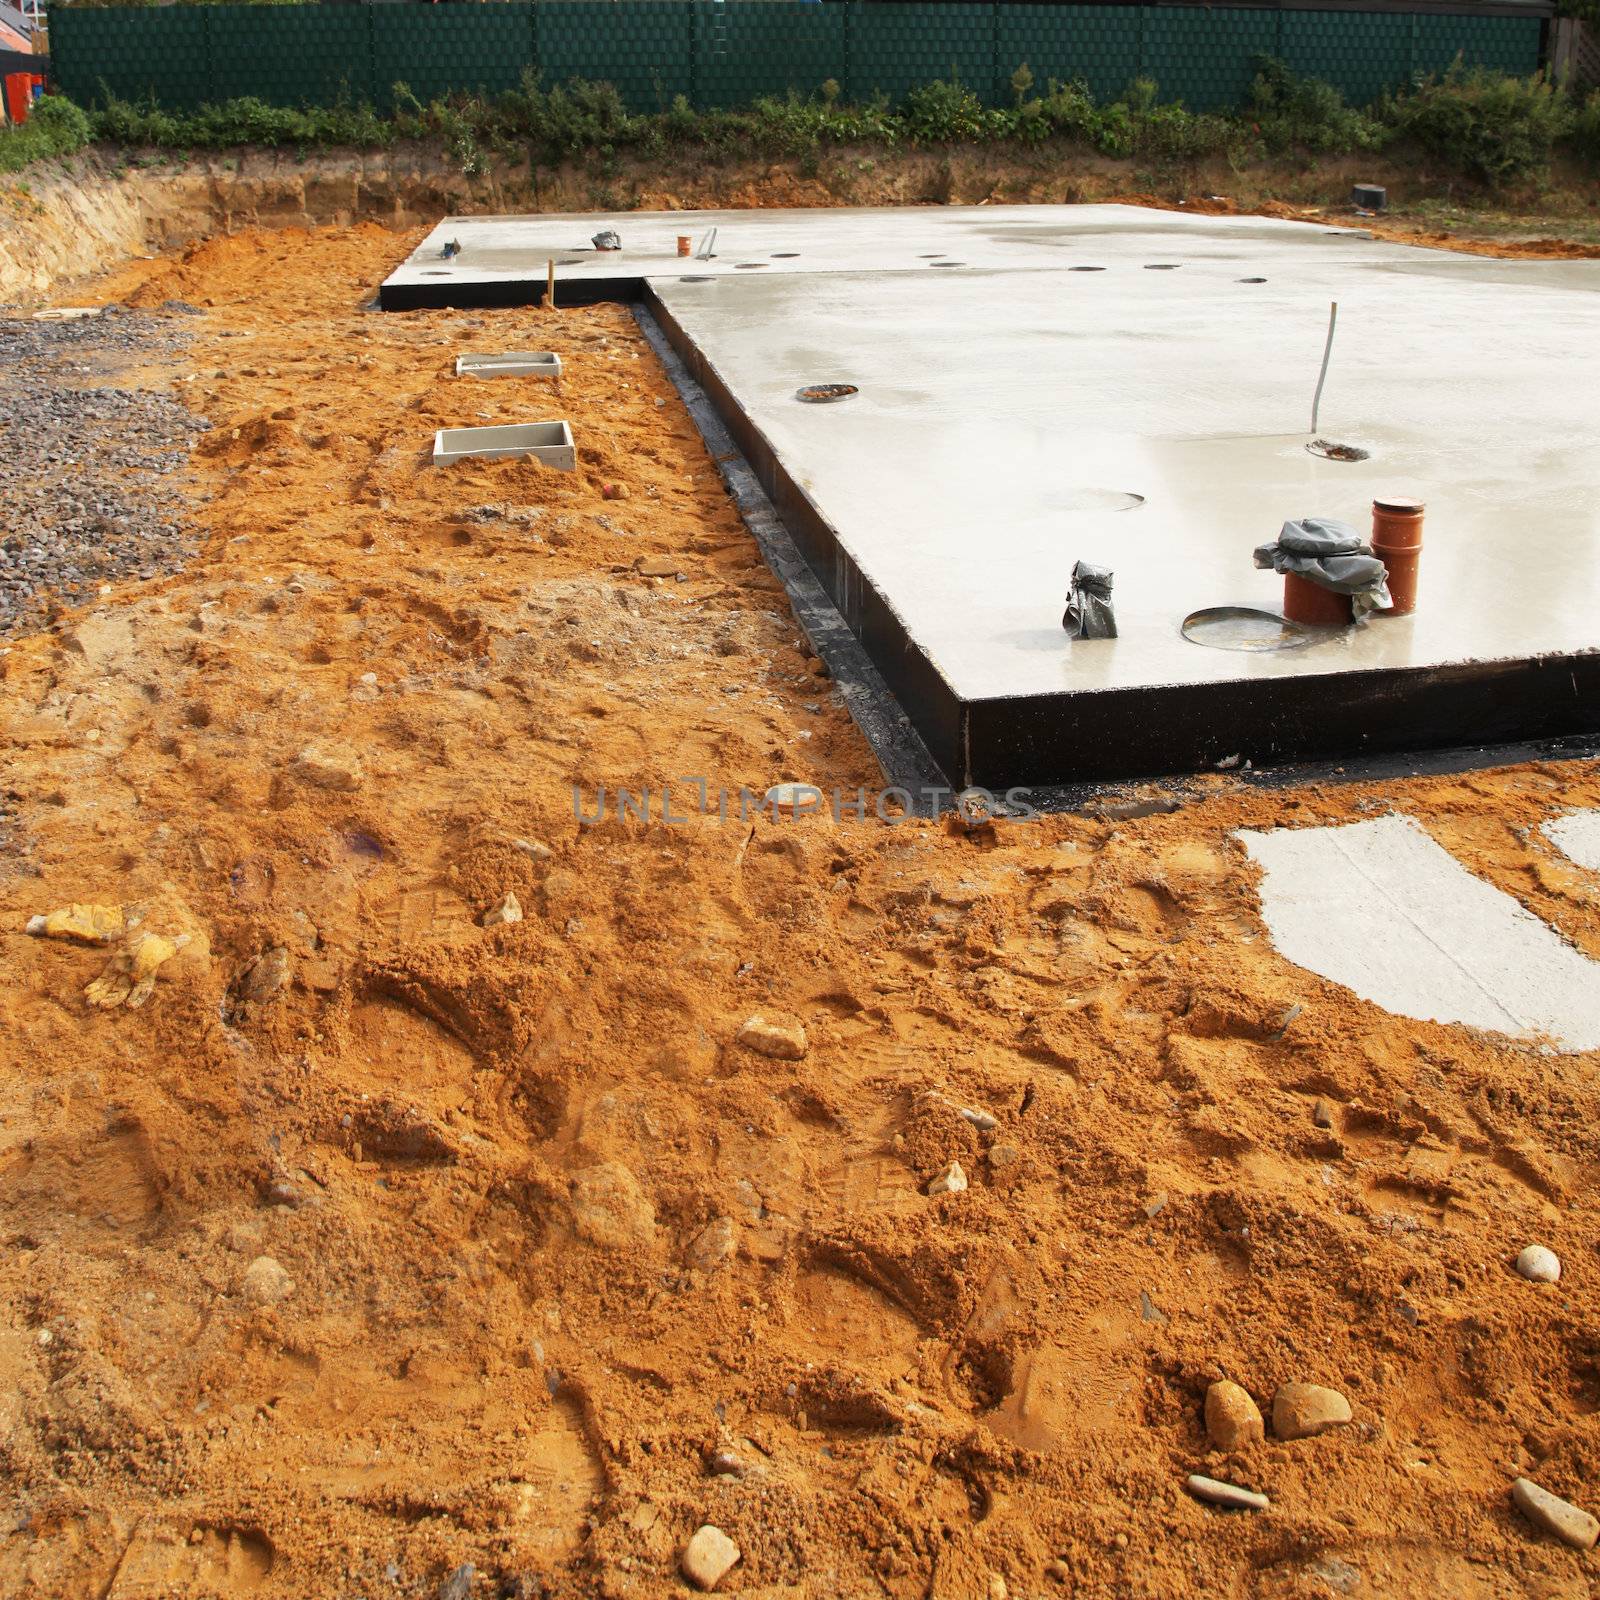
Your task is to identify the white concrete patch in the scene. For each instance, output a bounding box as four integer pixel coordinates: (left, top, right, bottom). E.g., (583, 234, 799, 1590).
(1237, 814, 1600, 1052)
(1543, 809, 1600, 874)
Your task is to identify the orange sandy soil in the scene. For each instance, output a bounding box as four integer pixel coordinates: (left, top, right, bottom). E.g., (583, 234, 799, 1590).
(5, 221, 1600, 1600)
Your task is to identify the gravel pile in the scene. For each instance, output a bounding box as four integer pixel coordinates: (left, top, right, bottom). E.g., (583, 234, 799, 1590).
(0, 305, 210, 637)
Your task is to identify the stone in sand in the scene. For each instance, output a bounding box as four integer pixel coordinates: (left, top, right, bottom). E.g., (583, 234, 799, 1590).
(737, 1014, 807, 1060)
(240, 1255, 293, 1305)
(927, 1162, 968, 1196)
(1272, 1383, 1351, 1441)
(1511, 1477, 1598, 1550)
(1515, 1245, 1560, 1284)
(681, 1525, 741, 1591)
(1204, 1380, 1264, 1451)
(1186, 1474, 1268, 1511)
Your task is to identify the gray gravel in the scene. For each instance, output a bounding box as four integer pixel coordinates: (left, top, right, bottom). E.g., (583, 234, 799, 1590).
(0, 304, 210, 637)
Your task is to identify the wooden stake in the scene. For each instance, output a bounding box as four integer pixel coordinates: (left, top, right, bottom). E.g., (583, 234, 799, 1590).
(547, 257, 556, 311)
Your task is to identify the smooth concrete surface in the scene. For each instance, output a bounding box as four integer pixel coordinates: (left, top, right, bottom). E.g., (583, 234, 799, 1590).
(1239, 815, 1600, 1052)
(388, 204, 1397, 300)
(386, 205, 1600, 783)
(649, 237, 1600, 704)
(1545, 810, 1600, 873)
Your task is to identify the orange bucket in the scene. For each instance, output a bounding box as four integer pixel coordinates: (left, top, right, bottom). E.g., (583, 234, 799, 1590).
(676, 235, 692, 257)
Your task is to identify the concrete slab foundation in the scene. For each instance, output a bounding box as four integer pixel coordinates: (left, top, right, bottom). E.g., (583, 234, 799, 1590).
(386, 207, 1600, 788)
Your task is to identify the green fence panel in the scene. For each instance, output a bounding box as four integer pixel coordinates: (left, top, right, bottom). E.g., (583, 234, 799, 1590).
(1412, 11, 1543, 78)
(50, 4, 213, 110)
(1280, 8, 1417, 104)
(848, 2, 997, 105)
(535, 0, 693, 112)
(693, 1, 846, 111)
(1142, 5, 1281, 110)
(996, 4, 1142, 106)
(373, 3, 535, 110)
(43, 2, 1553, 119)
(207, 4, 372, 108)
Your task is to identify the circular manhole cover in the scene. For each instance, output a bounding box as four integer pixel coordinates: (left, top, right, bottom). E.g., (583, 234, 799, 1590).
(1059, 489, 1146, 513)
(1182, 606, 1320, 651)
(796, 383, 859, 404)
(1307, 438, 1371, 462)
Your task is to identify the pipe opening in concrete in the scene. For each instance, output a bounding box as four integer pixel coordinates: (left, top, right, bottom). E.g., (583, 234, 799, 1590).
(771, 252, 801, 259)
(918, 253, 943, 258)
(929, 261, 965, 268)
(1182, 606, 1318, 652)
(1144, 263, 1182, 270)
(679, 275, 714, 283)
(1069, 266, 1106, 272)
(558, 258, 584, 265)
(1238, 276, 1268, 283)
(423, 270, 451, 277)
(796, 384, 859, 404)
(1059, 488, 1146, 512)
(1307, 439, 1371, 463)
(735, 262, 769, 269)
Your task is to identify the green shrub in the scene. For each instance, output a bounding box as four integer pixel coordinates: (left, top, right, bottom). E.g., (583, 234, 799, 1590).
(40, 62, 1600, 193)
(1564, 86, 1600, 163)
(900, 78, 991, 144)
(0, 94, 93, 173)
(1385, 65, 1572, 187)
(1247, 55, 1385, 154)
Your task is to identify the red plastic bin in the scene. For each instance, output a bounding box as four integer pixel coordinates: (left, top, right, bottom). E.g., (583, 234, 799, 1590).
(4, 73, 33, 126)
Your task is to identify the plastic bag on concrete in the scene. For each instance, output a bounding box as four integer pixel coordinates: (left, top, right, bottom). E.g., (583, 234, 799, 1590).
(1063, 561, 1117, 639)
(1254, 517, 1392, 619)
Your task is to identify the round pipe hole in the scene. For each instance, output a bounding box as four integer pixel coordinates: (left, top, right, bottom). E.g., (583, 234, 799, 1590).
(928, 261, 965, 268)
(1307, 439, 1371, 462)
(1069, 266, 1106, 272)
(1059, 488, 1146, 512)
(771, 252, 800, 258)
(1238, 276, 1268, 284)
(680, 275, 714, 283)
(1144, 263, 1182, 270)
(735, 262, 769, 269)
(796, 383, 858, 404)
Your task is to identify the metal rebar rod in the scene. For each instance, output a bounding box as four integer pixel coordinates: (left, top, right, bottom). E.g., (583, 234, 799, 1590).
(1311, 300, 1338, 434)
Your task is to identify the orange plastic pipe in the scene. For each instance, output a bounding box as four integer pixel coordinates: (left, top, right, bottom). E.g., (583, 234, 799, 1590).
(1371, 497, 1423, 615)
